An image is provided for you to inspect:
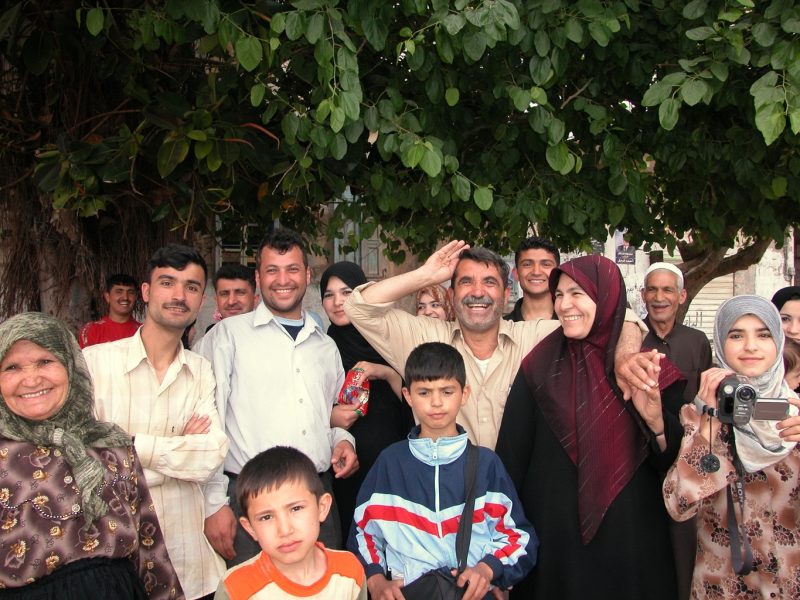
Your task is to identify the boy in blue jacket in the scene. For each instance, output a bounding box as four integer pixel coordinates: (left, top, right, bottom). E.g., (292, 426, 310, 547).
(348, 342, 537, 599)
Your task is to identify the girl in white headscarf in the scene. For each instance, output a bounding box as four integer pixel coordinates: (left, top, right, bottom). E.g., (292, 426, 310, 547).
(664, 295, 800, 599)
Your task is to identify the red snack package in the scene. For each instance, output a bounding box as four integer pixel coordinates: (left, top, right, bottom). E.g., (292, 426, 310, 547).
(337, 367, 370, 417)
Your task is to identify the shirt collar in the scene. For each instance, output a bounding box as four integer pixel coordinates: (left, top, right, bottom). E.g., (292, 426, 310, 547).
(251, 302, 324, 337)
(123, 327, 192, 376)
(408, 425, 469, 466)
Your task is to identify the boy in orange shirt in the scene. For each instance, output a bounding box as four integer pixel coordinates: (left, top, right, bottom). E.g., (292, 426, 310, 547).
(215, 446, 366, 600)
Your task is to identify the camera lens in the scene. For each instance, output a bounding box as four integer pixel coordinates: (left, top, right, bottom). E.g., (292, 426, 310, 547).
(737, 385, 756, 402)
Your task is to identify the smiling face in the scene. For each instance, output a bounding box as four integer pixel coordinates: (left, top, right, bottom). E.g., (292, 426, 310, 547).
(0, 340, 69, 421)
(641, 270, 686, 331)
(554, 274, 597, 340)
(142, 264, 205, 332)
(240, 480, 331, 572)
(416, 292, 448, 320)
(215, 278, 257, 319)
(516, 248, 558, 299)
(779, 299, 800, 342)
(104, 284, 137, 321)
(449, 259, 508, 333)
(257, 246, 310, 320)
(321, 276, 352, 327)
(723, 314, 777, 378)
(402, 377, 469, 441)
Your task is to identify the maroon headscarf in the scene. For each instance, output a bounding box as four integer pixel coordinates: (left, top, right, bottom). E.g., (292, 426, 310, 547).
(520, 255, 681, 544)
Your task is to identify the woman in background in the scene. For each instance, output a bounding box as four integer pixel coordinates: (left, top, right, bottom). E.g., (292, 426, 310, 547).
(322, 262, 414, 537)
(415, 284, 454, 320)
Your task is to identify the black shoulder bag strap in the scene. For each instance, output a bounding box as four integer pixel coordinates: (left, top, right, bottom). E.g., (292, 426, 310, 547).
(455, 442, 480, 573)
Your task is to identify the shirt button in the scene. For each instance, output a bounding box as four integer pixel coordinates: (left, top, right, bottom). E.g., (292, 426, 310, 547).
(296, 368, 300, 373)
(302, 430, 306, 436)
(64, 475, 73, 484)
(71, 504, 81, 513)
(299, 398, 303, 403)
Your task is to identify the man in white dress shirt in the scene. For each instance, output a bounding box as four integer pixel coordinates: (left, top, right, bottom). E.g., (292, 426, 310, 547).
(201, 227, 358, 566)
(84, 244, 228, 600)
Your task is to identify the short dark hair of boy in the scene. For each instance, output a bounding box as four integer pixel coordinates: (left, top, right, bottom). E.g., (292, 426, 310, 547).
(515, 236, 560, 267)
(784, 338, 800, 375)
(236, 446, 324, 517)
(405, 342, 466, 388)
(256, 227, 308, 269)
(213, 263, 256, 291)
(106, 273, 138, 292)
(144, 244, 208, 285)
(452, 247, 510, 290)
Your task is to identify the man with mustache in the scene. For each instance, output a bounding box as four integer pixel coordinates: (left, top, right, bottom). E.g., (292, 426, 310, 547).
(201, 227, 358, 567)
(345, 240, 654, 450)
(78, 273, 140, 348)
(640, 261, 711, 600)
(83, 244, 228, 600)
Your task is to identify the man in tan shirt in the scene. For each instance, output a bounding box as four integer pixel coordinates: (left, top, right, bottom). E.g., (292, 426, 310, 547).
(344, 240, 655, 449)
(84, 244, 228, 599)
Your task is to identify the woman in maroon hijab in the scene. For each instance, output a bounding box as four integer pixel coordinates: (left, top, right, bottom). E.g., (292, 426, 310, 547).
(495, 255, 683, 600)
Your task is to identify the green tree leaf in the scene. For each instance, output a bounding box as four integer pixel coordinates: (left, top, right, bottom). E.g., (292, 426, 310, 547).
(250, 83, 266, 107)
(86, 7, 104, 36)
(565, 18, 583, 43)
(463, 31, 487, 61)
(545, 142, 568, 172)
(445, 87, 460, 106)
(330, 133, 347, 159)
(685, 26, 716, 40)
(680, 79, 708, 106)
(235, 36, 262, 71)
(442, 13, 466, 35)
(641, 81, 671, 107)
(305, 13, 324, 44)
(402, 142, 425, 168)
(682, 0, 707, 19)
(755, 103, 786, 145)
(753, 22, 776, 47)
(419, 147, 442, 177)
(157, 138, 190, 178)
(330, 106, 346, 133)
(452, 174, 471, 201)
(659, 98, 680, 130)
(474, 186, 493, 210)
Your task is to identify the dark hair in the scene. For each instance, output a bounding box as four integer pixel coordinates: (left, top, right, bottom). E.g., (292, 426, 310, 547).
(144, 244, 208, 286)
(256, 228, 308, 269)
(236, 446, 324, 517)
(105, 273, 138, 293)
(784, 338, 800, 375)
(404, 342, 466, 388)
(451, 247, 510, 290)
(772, 286, 800, 311)
(213, 264, 256, 291)
(515, 236, 560, 267)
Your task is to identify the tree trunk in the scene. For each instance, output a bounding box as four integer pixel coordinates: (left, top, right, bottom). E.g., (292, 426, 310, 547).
(676, 237, 773, 324)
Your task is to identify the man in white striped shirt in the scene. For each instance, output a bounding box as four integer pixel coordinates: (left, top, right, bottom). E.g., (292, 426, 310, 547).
(84, 244, 228, 600)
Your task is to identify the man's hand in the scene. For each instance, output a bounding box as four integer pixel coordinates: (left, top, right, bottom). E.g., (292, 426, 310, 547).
(615, 349, 662, 400)
(331, 440, 359, 478)
(455, 561, 494, 600)
(420, 240, 470, 284)
(204, 505, 237, 560)
(367, 574, 404, 599)
(331, 404, 361, 429)
(182, 413, 211, 435)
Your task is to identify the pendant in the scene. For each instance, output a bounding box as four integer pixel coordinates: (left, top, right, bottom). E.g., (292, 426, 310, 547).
(700, 453, 720, 473)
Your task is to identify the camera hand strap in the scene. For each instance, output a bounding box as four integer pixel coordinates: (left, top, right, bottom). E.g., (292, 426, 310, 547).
(726, 453, 754, 575)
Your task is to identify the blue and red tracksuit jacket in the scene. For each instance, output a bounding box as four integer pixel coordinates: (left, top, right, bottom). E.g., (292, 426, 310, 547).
(347, 426, 537, 590)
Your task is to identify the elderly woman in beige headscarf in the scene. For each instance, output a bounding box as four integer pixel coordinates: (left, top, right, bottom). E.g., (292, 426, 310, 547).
(0, 312, 183, 600)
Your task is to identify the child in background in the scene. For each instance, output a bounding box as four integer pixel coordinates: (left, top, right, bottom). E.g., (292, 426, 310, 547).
(349, 342, 536, 600)
(215, 447, 366, 600)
